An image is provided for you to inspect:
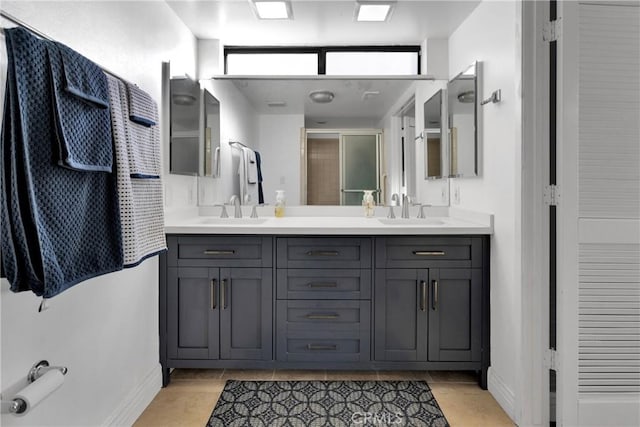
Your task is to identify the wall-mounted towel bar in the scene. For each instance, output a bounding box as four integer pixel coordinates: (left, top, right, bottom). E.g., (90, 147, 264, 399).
(229, 140, 250, 149)
(481, 89, 502, 105)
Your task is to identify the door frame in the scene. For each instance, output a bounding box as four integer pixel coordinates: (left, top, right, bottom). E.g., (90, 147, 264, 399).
(302, 128, 383, 205)
(521, 0, 552, 425)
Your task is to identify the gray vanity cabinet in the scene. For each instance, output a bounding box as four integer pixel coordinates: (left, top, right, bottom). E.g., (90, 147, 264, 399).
(275, 237, 372, 364)
(374, 237, 487, 370)
(427, 268, 482, 362)
(161, 236, 273, 386)
(374, 268, 429, 361)
(167, 266, 272, 361)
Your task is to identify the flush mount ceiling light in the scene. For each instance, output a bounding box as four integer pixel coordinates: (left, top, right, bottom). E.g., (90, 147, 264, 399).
(355, 1, 395, 22)
(250, 0, 292, 20)
(309, 90, 335, 104)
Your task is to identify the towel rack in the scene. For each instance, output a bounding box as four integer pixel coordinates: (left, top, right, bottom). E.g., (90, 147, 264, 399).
(229, 140, 250, 149)
(0, 10, 136, 87)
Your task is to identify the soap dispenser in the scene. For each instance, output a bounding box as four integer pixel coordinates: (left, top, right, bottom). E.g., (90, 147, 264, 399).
(275, 190, 286, 218)
(362, 190, 375, 218)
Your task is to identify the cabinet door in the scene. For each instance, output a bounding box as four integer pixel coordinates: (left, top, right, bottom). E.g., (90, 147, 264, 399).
(167, 267, 220, 360)
(428, 268, 482, 362)
(219, 268, 273, 360)
(374, 269, 428, 361)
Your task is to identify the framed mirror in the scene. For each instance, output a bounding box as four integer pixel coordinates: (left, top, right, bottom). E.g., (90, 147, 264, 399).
(203, 89, 221, 177)
(423, 89, 444, 179)
(169, 76, 201, 175)
(447, 61, 480, 177)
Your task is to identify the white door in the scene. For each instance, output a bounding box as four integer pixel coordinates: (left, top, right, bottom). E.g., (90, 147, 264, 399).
(557, 2, 640, 426)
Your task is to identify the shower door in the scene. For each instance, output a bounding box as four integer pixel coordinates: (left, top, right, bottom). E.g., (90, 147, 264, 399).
(340, 133, 381, 205)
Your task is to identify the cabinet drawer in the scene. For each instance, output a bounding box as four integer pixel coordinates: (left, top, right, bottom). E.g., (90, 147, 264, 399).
(278, 332, 370, 363)
(277, 237, 371, 269)
(376, 237, 483, 268)
(277, 300, 370, 332)
(277, 269, 371, 300)
(166, 235, 272, 267)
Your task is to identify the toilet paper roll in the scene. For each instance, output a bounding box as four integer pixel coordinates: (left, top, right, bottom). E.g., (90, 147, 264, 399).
(14, 370, 64, 416)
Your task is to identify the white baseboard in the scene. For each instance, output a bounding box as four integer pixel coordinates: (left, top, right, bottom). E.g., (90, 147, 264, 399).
(102, 364, 162, 427)
(488, 367, 516, 422)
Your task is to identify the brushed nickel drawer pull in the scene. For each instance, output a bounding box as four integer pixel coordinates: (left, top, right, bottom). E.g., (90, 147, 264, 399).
(412, 251, 446, 256)
(210, 279, 217, 310)
(305, 313, 340, 320)
(203, 250, 236, 255)
(420, 280, 427, 312)
(306, 250, 339, 257)
(306, 344, 338, 351)
(432, 280, 439, 310)
(221, 279, 228, 309)
(308, 282, 338, 288)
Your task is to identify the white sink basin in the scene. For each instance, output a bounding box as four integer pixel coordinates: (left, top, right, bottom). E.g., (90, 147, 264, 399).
(195, 217, 269, 225)
(377, 218, 446, 226)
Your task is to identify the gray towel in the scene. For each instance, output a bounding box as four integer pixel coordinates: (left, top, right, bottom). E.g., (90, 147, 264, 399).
(107, 75, 166, 266)
(125, 82, 161, 178)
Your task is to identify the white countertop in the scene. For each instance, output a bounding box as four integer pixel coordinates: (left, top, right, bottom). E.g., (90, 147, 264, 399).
(164, 207, 493, 235)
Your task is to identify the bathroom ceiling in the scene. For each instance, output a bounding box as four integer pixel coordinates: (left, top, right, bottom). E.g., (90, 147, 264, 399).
(165, 0, 481, 45)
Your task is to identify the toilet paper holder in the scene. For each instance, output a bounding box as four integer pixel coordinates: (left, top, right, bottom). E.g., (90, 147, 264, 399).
(1, 360, 68, 414)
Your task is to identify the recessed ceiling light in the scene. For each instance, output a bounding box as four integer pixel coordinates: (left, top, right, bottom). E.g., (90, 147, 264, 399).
(266, 100, 287, 107)
(355, 1, 394, 22)
(250, 1, 292, 20)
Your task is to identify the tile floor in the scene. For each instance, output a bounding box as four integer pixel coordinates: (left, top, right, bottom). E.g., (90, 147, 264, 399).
(134, 369, 514, 426)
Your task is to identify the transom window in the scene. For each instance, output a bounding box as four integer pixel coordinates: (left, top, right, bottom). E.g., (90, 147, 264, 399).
(224, 46, 421, 75)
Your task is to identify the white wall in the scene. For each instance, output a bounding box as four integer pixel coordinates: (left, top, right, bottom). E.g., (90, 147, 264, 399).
(0, 1, 197, 425)
(258, 114, 305, 205)
(448, 0, 522, 421)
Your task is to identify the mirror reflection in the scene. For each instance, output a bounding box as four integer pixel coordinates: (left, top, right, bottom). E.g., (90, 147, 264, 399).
(423, 89, 444, 179)
(447, 62, 479, 177)
(197, 76, 451, 207)
(169, 76, 201, 175)
(203, 89, 221, 177)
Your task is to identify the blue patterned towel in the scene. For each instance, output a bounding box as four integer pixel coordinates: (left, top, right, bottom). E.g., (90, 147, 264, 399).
(125, 82, 161, 178)
(1, 27, 123, 298)
(127, 83, 157, 127)
(47, 41, 113, 172)
(107, 75, 166, 267)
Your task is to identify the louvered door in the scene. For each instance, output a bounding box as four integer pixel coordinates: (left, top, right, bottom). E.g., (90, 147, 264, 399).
(558, 2, 640, 425)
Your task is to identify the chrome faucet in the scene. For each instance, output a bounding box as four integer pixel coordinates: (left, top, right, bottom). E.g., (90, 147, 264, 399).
(214, 204, 229, 218)
(417, 204, 432, 219)
(391, 193, 400, 206)
(229, 195, 242, 218)
(401, 194, 410, 219)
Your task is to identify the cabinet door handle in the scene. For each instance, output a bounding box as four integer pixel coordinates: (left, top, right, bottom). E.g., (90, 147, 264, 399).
(210, 279, 217, 310)
(420, 280, 427, 312)
(203, 249, 235, 255)
(305, 313, 340, 320)
(413, 251, 446, 256)
(306, 250, 339, 257)
(221, 279, 228, 309)
(307, 282, 338, 288)
(306, 344, 338, 351)
(432, 280, 439, 310)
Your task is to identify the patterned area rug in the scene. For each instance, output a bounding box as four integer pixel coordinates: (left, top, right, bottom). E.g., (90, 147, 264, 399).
(207, 380, 449, 426)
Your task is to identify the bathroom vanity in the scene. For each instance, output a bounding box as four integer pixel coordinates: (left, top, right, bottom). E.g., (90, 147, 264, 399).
(159, 212, 491, 389)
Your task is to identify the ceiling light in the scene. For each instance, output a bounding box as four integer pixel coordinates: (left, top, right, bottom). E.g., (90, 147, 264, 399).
(266, 101, 287, 107)
(250, 1, 292, 20)
(355, 1, 394, 22)
(309, 90, 335, 104)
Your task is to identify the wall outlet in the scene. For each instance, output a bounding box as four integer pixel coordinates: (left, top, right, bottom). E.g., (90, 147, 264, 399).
(453, 185, 461, 204)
